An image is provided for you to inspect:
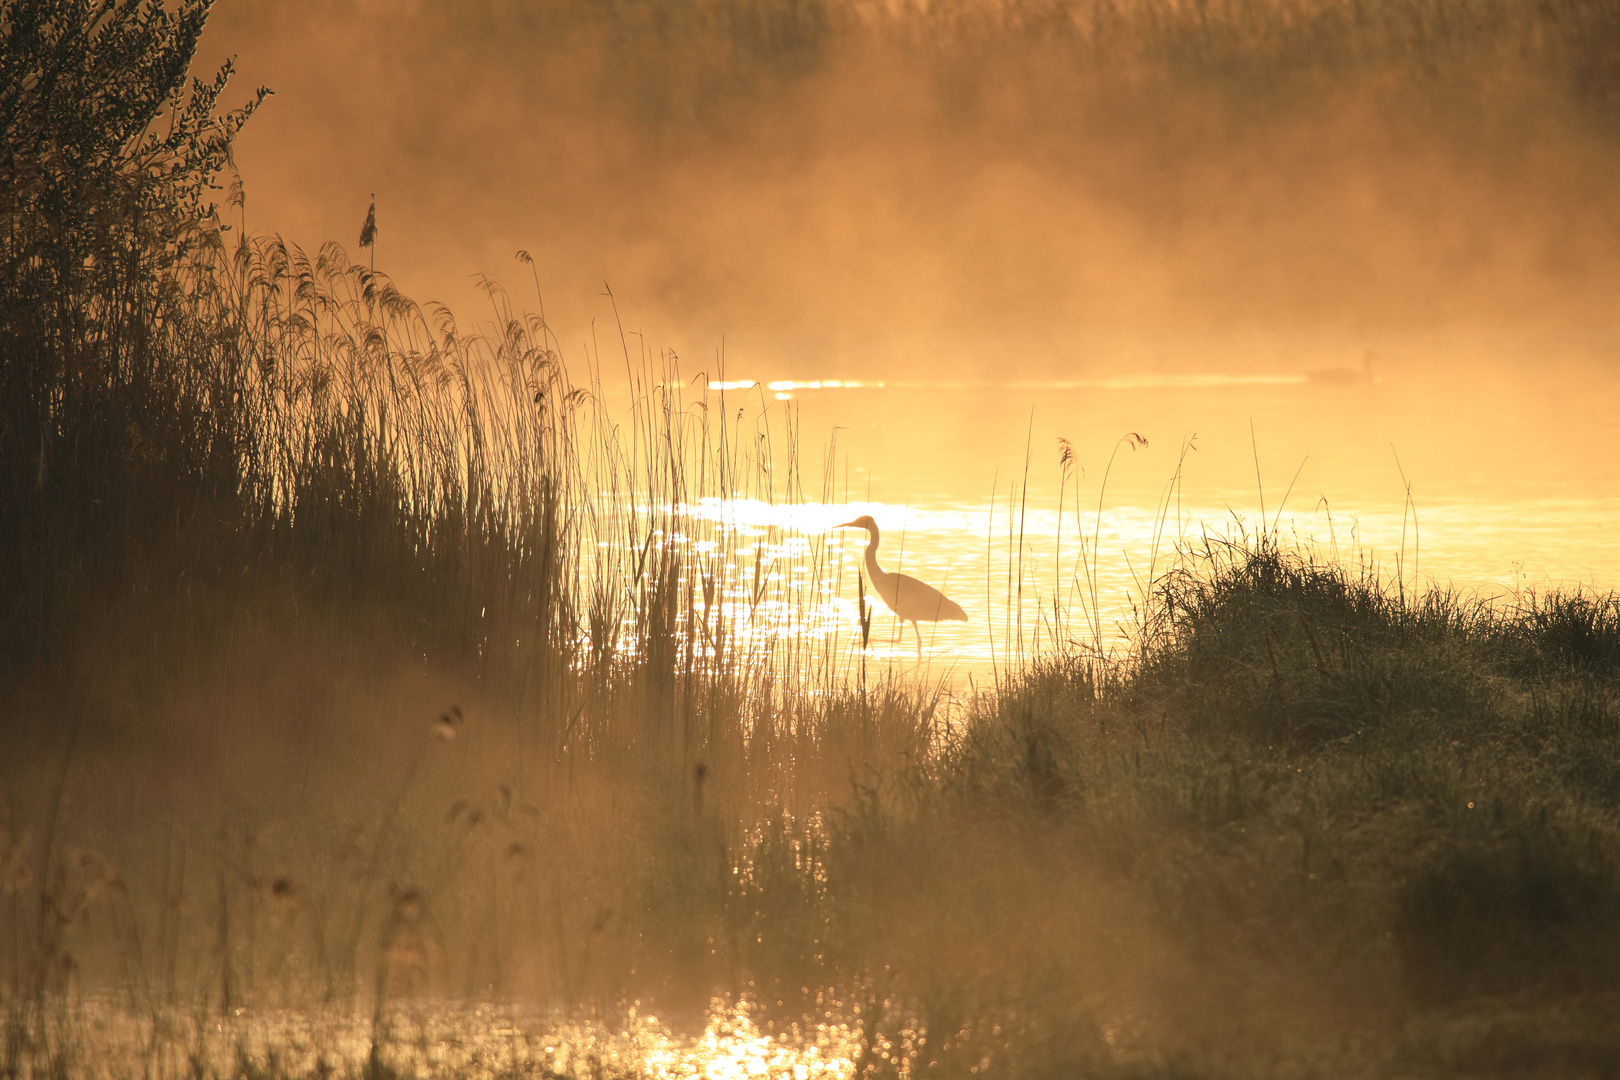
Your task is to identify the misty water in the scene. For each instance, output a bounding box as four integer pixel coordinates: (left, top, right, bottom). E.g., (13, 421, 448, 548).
(56, 996, 864, 1080)
(196, 0, 1620, 693)
(712, 362, 1620, 677)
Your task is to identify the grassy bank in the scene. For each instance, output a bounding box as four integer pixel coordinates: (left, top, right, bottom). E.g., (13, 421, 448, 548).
(7, 2, 1620, 1078)
(854, 539, 1620, 1074)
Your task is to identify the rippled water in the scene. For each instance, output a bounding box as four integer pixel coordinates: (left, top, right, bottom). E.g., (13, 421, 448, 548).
(29, 996, 870, 1079)
(695, 365, 1620, 679)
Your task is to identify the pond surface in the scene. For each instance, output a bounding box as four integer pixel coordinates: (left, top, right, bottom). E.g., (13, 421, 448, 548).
(697, 362, 1620, 680)
(26, 996, 867, 1079)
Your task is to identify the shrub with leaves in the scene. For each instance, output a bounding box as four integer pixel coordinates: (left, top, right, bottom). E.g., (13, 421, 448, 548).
(0, 0, 268, 660)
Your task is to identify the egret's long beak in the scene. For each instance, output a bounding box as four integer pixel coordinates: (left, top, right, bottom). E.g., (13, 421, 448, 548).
(835, 519, 859, 529)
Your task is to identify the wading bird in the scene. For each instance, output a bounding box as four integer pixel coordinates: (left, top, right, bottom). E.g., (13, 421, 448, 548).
(838, 515, 967, 655)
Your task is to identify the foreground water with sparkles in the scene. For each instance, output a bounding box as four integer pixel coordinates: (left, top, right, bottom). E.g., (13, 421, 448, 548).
(22, 996, 875, 1079)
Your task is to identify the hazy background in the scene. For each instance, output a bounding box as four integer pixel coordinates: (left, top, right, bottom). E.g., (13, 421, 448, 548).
(200, 0, 1620, 380)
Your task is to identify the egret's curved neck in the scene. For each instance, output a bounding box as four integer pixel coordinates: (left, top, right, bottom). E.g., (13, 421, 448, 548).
(862, 526, 884, 580)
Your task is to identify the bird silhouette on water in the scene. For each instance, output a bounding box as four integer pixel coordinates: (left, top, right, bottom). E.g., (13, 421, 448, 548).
(838, 515, 967, 655)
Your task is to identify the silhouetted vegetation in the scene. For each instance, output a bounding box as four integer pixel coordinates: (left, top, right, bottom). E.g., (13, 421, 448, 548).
(6, 1, 1620, 1077)
(939, 543, 1620, 1059)
(1, 0, 268, 667)
(419, 0, 1620, 139)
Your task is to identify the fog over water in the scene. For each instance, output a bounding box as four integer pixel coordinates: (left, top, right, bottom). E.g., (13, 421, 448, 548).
(728, 369, 1620, 673)
(199, 0, 1620, 667)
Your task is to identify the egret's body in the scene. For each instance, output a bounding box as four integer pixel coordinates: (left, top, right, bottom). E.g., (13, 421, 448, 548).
(838, 515, 967, 653)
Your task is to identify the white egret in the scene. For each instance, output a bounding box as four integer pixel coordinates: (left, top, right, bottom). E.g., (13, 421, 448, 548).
(837, 515, 967, 654)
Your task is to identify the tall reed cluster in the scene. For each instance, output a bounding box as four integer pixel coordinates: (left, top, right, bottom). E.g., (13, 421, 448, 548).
(3, 6, 933, 1064)
(1, 0, 862, 768)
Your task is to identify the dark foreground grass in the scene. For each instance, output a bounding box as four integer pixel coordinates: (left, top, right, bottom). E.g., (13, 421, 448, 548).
(7, 2, 1620, 1077)
(7, 539, 1620, 1077)
(882, 539, 1620, 1075)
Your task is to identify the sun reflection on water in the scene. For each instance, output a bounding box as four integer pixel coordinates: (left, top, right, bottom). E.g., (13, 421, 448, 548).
(55, 996, 866, 1079)
(573, 369, 1620, 686)
(638, 486, 1620, 685)
(635, 999, 859, 1079)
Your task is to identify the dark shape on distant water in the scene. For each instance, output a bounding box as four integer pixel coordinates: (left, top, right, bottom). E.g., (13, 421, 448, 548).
(837, 515, 967, 655)
(1308, 350, 1380, 386)
(432, 704, 463, 741)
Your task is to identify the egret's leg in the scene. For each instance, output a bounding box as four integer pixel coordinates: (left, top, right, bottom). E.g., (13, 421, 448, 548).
(913, 621, 923, 658)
